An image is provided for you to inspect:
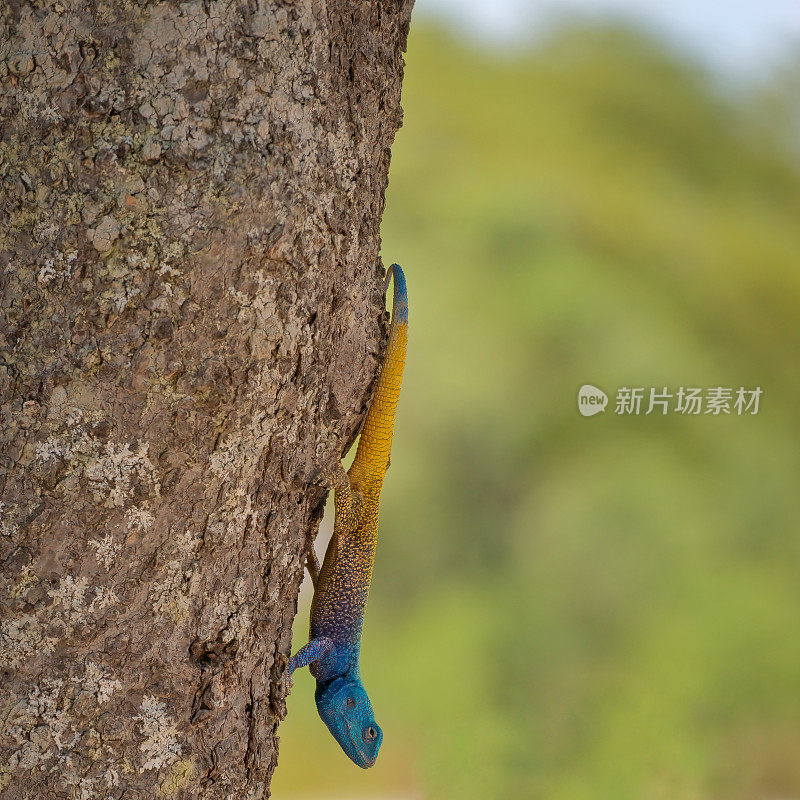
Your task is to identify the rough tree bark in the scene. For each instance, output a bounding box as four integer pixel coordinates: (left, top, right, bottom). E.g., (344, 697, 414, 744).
(0, 0, 413, 796)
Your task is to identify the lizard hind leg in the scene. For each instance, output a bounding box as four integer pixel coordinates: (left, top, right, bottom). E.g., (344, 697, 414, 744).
(305, 548, 320, 587)
(324, 459, 362, 523)
(327, 459, 351, 497)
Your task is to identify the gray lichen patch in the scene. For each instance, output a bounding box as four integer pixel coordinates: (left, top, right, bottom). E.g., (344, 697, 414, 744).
(1, 661, 125, 788)
(1, 573, 120, 670)
(135, 695, 182, 773)
(0, 613, 58, 669)
(83, 440, 160, 507)
(28, 402, 161, 510)
(89, 532, 122, 570)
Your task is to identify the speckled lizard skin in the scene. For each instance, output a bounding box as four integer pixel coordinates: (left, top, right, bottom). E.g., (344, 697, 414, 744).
(288, 264, 408, 768)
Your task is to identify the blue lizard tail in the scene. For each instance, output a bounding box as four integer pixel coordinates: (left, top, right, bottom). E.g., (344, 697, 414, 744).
(386, 263, 408, 324)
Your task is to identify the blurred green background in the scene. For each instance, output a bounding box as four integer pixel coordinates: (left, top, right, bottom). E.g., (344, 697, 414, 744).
(273, 16, 800, 800)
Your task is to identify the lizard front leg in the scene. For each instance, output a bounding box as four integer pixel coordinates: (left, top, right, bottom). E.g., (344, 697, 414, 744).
(288, 637, 334, 677)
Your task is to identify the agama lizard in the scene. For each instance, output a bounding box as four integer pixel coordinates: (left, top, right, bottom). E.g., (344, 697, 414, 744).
(288, 263, 408, 768)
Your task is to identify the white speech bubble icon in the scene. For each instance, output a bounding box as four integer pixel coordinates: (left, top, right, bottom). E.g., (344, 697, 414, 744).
(578, 384, 608, 417)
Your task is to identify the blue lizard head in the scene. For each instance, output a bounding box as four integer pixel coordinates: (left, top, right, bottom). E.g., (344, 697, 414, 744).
(315, 676, 383, 768)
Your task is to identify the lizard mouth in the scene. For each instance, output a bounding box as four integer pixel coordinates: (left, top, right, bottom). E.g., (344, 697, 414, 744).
(346, 729, 375, 768)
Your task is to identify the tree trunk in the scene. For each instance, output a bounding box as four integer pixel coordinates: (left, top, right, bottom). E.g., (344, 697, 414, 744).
(0, 0, 413, 796)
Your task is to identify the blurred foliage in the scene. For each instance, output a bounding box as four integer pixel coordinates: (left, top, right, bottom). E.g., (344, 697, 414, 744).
(273, 22, 800, 800)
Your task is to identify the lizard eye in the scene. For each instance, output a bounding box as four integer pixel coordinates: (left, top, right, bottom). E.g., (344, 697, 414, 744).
(365, 726, 377, 741)
(346, 697, 356, 709)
